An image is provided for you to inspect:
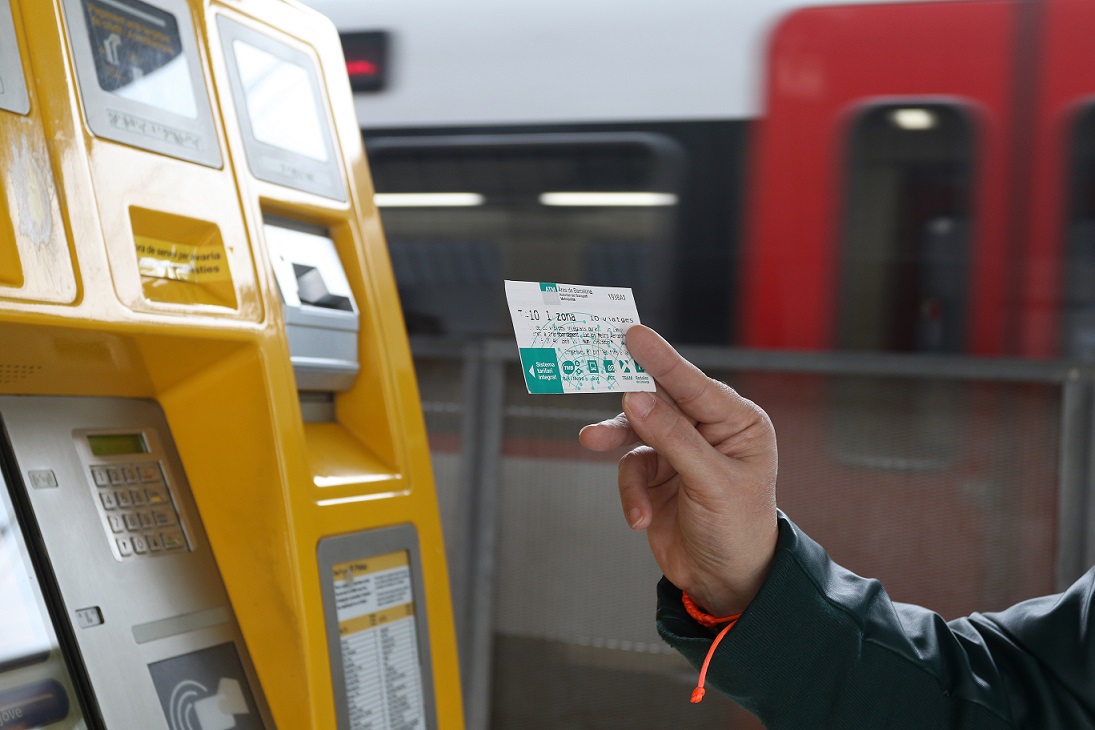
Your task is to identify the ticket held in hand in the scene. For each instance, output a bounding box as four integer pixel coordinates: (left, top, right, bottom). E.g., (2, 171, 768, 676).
(504, 280, 656, 394)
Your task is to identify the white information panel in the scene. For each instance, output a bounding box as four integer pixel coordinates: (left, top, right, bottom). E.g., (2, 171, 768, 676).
(318, 525, 437, 730)
(334, 551, 427, 730)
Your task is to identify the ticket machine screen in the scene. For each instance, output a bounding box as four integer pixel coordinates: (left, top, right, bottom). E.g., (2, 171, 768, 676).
(218, 15, 344, 200)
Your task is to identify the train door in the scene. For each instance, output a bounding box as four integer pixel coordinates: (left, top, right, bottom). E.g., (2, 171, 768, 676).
(1010, 0, 1095, 578)
(736, 0, 1061, 622)
(1021, 0, 1095, 361)
(741, 1, 1017, 355)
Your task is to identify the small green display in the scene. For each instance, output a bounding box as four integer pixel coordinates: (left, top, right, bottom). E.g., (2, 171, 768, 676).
(87, 433, 148, 456)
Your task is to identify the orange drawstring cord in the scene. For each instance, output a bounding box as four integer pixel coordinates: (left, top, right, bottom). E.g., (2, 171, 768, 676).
(682, 592, 741, 703)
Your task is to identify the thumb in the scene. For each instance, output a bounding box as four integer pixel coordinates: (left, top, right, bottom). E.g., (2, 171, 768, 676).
(622, 390, 726, 493)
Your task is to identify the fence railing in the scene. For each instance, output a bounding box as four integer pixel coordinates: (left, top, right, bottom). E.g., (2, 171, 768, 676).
(411, 335, 1095, 730)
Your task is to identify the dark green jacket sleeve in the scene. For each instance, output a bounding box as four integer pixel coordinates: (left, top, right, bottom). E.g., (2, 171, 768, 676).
(656, 513, 1095, 728)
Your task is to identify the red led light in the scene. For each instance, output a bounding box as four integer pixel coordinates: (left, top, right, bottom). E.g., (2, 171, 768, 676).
(341, 31, 387, 91)
(346, 59, 379, 77)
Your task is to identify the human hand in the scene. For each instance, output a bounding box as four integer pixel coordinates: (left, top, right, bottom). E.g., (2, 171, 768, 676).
(578, 325, 779, 616)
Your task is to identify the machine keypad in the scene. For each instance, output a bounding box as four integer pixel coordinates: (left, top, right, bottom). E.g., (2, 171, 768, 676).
(89, 462, 188, 560)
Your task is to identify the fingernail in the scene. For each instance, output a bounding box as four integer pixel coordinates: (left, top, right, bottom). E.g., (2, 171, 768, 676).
(625, 391, 656, 420)
(627, 508, 643, 529)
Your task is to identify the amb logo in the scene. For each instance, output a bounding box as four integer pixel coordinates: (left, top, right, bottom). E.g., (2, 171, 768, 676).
(540, 282, 560, 305)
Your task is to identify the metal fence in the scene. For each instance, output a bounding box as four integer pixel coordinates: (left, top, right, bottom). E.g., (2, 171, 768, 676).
(411, 336, 1095, 730)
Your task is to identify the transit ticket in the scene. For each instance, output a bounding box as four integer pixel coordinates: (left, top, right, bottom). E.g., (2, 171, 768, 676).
(504, 280, 656, 394)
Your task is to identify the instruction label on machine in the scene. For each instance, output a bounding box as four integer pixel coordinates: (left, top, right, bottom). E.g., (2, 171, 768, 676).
(135, 236, 230, 283)
(333, 551, 426, 730)
(505, 280, 656, 394)
(82, 0, 198, 119)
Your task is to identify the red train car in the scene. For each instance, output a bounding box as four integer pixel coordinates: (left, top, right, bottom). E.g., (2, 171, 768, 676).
(742, 0, 1095, 361)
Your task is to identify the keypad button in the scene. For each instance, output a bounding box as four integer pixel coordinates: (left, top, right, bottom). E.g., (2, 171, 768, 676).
(151, 509, 175, 527)
(161, 531, 185, 550)
(124, 513, 141, 531)
(129, 489, 145, 506)
(75, 606, 103, 628)
(145, 487, 168, 505)
(107, 515, 125, 533)
(106, 467, 124, 485)
(122, 466, 139, 484)
(137, 463, 162, 483)
(138, 511, 154, 529)
(115, 490, 132, 508)
(132, 536, 149, 554)
(28, 470, 58, 489)
(147, 533, 163, 552)
(91, 467, 111, 487)
(116, 538, 133, 557)
(100, 492, 118, 510)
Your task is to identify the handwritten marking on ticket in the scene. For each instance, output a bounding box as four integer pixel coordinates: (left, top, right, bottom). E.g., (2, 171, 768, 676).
(505, 280, 656, 394)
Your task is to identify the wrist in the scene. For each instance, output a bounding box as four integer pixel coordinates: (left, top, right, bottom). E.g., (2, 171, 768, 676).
(682, 591, 741, 627)
(687, 554, 776, 617)
(689, 516, 779, 616)
(683, 587, 750, 619)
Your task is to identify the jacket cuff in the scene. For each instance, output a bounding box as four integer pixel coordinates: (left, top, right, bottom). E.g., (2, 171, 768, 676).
(655, 512, 866, 720)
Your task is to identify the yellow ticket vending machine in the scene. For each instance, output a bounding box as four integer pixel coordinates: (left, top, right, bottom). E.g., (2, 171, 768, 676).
(0, 0, 462, 728)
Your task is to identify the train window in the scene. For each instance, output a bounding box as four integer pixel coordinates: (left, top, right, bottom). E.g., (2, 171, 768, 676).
(366, 133, 683, 338)
(837, 103, 975, 353)
(1062, 104, 1095, 359)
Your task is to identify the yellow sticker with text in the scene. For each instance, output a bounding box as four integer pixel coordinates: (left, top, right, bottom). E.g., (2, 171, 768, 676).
(135, 236, 231, 283)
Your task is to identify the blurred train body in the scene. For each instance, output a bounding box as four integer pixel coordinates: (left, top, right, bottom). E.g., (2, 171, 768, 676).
(303, 1, 1095, 727)
(303, 0, 1095, 357)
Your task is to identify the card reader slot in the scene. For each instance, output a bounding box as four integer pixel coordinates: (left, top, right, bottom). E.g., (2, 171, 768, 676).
(132, 606, 231, 645)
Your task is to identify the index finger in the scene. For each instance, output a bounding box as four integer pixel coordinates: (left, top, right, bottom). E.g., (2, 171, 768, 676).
(624, 325, 741, 424)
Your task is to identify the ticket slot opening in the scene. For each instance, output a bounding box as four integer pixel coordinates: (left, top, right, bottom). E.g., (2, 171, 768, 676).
(130, 207, 237, 309)
(264, 216, 359, 395)
(263, 214, 402, 487)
